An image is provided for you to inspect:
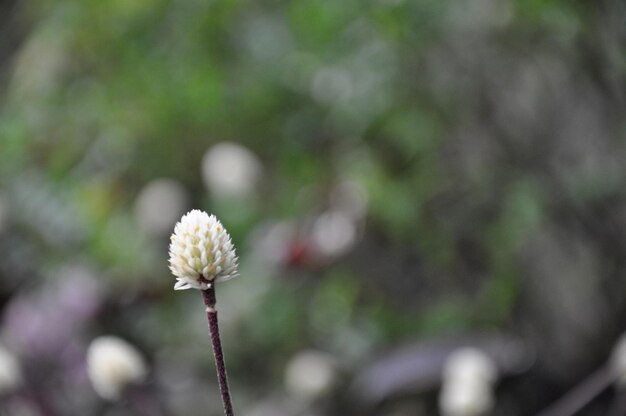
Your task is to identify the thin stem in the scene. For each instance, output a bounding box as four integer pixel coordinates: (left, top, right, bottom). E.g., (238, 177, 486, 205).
(202, 285, 235, 416)
(535, 366, 613, 416)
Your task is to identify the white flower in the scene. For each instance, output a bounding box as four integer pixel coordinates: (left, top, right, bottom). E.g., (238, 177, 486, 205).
(134, 179, 189, 236)
(168, 210, 238, 290)
(439, 381, 494, 416)
(201, 142, 263, 200)
(284, 350, 337, 400)
(0, 343, 22, 394)
(439, 348, 498, 416)
(310, 210, 358, 260)
(87, 336, 147, 401)
(442, 348, 498, 386)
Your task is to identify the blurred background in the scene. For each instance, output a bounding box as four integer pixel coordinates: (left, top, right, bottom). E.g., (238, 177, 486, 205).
(0, 0, 625, 415)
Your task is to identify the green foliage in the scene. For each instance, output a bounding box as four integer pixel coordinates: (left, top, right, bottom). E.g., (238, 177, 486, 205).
(0, 0, 622, 412)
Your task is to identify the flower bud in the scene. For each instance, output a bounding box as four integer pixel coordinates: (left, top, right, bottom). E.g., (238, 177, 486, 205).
(168, 210, 239, 290)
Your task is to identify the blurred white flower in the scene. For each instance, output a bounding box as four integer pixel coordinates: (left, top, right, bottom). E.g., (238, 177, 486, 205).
(201, 142, 263, 199)
(247, 220, 297, 269)
(442, 348, 498, 386)
(134, 179, 189, 236)
(439, 348, 498, 416)
(610, 333, 626, 388)
(87, 336, 147, 401)
(440, 381, 494, 416)
(310, 210, 358, 260)
(0, 343, 22, 394)
(10, 31, 67, 102)
(285, 350, 337, 400)
(242, 14, 293, 67)
(168, 210, 238, 290)
(310, 66, 353, 106)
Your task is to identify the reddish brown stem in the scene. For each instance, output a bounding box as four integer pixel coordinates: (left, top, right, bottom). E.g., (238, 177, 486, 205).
(202, 285, 235, 416)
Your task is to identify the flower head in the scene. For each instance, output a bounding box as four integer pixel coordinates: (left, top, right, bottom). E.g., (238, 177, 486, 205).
(168, 210, 238, 290)
(87, 336, 147, 401)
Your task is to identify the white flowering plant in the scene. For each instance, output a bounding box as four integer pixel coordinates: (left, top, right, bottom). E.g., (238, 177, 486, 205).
(169, 209, 238, 416)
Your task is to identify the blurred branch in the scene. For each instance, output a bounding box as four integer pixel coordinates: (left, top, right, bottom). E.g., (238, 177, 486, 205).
(608, 389, 626, 416)
(535, 366, 613, 416)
